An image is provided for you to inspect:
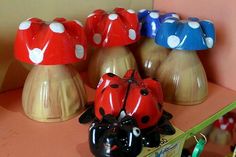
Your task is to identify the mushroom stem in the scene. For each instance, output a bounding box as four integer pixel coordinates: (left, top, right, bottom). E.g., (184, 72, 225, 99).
(22, 64, 87, 122)
(156, 50, 208, 105)
(88, 46, 137, 88)
(209, 128, 232, 145)
(134, 38, 170, 78)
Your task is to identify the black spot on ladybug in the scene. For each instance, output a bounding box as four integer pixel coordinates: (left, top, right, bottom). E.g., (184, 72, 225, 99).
(107, 73, 115, 77)
(101, 88, 106, 93)
(99, 107, 105, 116)
(152, 78, 159, 81)
(140, 89, 149, 96)
(157, 103, 163, 110)
(141, 116, 150, 124)
(110, 84, 119, 88)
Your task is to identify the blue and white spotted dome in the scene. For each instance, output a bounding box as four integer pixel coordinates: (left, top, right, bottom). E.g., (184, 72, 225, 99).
(138, 9, 180, 38)
(155, 17, 216, 50)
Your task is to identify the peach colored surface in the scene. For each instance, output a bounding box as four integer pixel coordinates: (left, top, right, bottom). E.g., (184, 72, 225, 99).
(1, 82, 236, 157)
(154, 0, 236, 91)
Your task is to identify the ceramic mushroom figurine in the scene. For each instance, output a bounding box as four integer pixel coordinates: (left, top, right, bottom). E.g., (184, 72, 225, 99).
(134, 10, 179, 78)
(155, 17, 215, 105)
(86, 8, 140, 88)
(14, 18, 87, 122)
(210, 113, 236, 145)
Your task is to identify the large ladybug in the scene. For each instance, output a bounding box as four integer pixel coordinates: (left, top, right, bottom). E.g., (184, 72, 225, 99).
(79, 70, 175, 156)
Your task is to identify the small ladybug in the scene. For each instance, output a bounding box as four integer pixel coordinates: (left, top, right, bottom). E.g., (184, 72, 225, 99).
(79, 70, 175, 156)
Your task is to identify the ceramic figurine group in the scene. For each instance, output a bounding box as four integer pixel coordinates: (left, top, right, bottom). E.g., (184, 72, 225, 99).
(14, 7, 215, 157)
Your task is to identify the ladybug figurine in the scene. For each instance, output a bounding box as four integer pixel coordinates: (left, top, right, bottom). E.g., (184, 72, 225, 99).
(80, 70, 175, 157)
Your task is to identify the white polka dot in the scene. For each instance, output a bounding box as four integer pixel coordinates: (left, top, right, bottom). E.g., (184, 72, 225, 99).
(172, 14, 180, 19)
(128, 29, 136, 40)
(108, 14, 118, 21)
(93, 33, 102, 44)
(188, 21, 200, 29)
(139, 9, 146, 13)
(127, 9, 135, 14)
(167, 35, 180, 48)
(28, 48, 44, 64)
(149, 12, 159, 19)
(164, 19, 175, 23)
(87, 13, 95, 18)
(229, 118, 234, 124)
(75, 45, 84, 59)
(49, 22, 65, 33)
(19, 21, 31, 30)
(74, 20, 83, 27)
(205, 37, 214, 48)
(220, 124, 227, 130)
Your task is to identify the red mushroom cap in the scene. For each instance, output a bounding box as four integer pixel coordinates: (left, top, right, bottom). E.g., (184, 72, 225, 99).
(214, 113, 236, 131)
(85, 8, 140, 47)
(14, 18, 87, 65)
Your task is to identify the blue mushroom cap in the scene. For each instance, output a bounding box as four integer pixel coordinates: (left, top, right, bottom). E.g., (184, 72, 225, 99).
(155, 17, 216, 50)
(138, 9, 180, 38)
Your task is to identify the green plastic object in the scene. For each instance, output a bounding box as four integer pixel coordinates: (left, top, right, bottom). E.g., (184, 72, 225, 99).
(192, 138, 206, 157)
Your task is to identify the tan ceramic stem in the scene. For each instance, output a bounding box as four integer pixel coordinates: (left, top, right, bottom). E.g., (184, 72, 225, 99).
(134, 38, 169, 78)
(22, 64, 87, 122)
(209, 128, 231, 145)
(88, 46, 137, 88)
(156, 50, 208, 105)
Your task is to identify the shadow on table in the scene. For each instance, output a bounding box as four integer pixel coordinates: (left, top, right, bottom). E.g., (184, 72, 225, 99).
(0, 89, 24, 114)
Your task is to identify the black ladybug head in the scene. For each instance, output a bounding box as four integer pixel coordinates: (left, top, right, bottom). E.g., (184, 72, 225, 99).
(89, 115, 143, 157)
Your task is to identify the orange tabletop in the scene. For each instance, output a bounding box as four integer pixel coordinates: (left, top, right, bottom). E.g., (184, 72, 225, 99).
(1, 82, 236, 157)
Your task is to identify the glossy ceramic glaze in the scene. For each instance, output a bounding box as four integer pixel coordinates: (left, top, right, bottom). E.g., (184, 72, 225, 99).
(88, 46, 137, 88)
(14, 18, 87, 65)
(134, 38, 169, 78)
(79, 70, 175, 153)
(95, 70, 163, 129)
(22, 65, 87, 122)
(138, 10, 179, 39)
(89, 115, 142, 157)
(155, 17, 215, 50)
(156, 50, 208, 105)
(155, 17, 216, 105)
(86, 8, 140, 88)
(14, 18, 88, 121)
(134, 11, 179, 78)
(85, 8, 140, 48)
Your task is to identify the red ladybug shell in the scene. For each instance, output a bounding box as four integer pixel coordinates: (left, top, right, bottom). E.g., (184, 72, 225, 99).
(94, 70, 163, 129)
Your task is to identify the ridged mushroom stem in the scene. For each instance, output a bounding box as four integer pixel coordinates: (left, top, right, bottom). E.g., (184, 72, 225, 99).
(88, 46, 137, 88)
(156, 50, 208, 105)
(22, 64, 87, 122)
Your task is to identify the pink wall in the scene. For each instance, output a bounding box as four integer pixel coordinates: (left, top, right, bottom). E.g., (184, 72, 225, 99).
(154, 0, 236, 91)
